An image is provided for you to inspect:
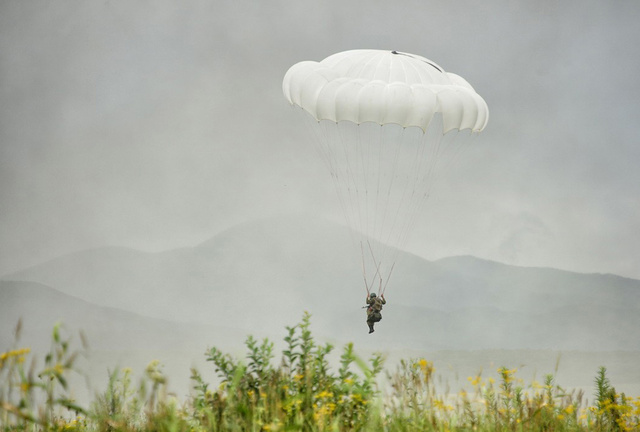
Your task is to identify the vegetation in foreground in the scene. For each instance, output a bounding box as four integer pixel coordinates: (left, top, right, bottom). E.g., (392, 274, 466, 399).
(1, 313, 639, 431)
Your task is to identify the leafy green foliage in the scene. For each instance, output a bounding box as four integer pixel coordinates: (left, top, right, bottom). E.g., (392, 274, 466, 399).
(199, 311, 383, 431)
(1, 313, 639, 431)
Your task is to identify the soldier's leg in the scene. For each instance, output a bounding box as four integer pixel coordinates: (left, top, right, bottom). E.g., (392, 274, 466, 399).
(367, 317, 375, 333)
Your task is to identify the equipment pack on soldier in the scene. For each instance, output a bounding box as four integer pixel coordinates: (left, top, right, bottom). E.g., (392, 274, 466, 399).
(365, 293, 386, 334)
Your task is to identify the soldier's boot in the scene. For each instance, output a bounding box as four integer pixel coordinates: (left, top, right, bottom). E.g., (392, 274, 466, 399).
(368, 323, 375, 334)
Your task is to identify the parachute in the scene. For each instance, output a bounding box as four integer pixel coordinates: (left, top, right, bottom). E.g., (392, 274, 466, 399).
(283, 49, 489, 295)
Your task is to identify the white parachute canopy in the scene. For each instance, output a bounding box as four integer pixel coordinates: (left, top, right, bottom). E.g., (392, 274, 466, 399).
(283, 49, 489, 295)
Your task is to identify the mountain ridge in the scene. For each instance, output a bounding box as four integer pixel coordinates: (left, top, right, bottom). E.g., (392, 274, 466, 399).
(0, 280, 251, 352)
(3, 215, 639, 352)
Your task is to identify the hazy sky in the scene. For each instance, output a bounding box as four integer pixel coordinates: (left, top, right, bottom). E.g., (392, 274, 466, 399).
(2, 0, 640, 279)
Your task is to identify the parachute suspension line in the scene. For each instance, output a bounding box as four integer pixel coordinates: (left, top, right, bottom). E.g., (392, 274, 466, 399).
(364, 124, 381, 266)
(422, 119, 446, 200)
(316, 120, 345, 213)
(374, 125, 403, 267)
(372, 129, 383, 285)
(360, 241, 370, 296)
(380, 124, 398, 282)
(431, 130, 474, 190)
(386, 118, 451, 274)
(397, 123, 445, 252)
(330, 121, 360, 255)
(356, 122, 389, 295)
(401, 123, 471, 256)
(386, 125, 433, 282)
(421, 121, 474, 202)
(356, 122, 370, 261)
(401, 127, 467, 253)
(360, 124, 409, 296)
(392, 128, 428, 261)
(366, 125, 390, 288)
(314, 118, 379, 296)
(313, 118, 364, 279)
(379, 125, 415, 274)
(423, 133, 450, 199)
(343, 122, 365, 249)
(347, 123, 363, 292)
(301, 112, 357, 248)
(303, 110, 333, 173)
(398, 121, 448, 255)
(386, 126, 411, 273)
(367, 239, 384, 292)
(333, 120, 373, 295)
(373, 125, 382, 255)
(405, 127, 431, 237)
(304, 113, 369, 272)
(381, 261, 395, 296)
(305, 116, 472, 300)
(309, 117, 357, 242)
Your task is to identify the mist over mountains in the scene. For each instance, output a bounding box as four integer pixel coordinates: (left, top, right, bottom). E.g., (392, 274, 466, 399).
(3, 215, 639, 355)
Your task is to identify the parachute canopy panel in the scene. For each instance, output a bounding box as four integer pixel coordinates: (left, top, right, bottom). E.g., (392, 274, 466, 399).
(283, 49, 489, 133)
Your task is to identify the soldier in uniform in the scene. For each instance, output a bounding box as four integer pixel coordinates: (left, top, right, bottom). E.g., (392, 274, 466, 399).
(366, 292, 386, 334)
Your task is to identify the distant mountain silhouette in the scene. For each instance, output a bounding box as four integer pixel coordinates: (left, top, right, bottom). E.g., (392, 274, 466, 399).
(3, 215, 640, 352)
(0, 280, 248, 352)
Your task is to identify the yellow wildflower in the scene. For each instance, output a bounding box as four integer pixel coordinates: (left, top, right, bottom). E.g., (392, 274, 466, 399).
(468, 375, 482, 386)
(498, 367, 517, 383)
(0, 348, 30, 366)
(565, 405, 575, 415)
(417, 358, 434, 374)
(316, 390, 333, 399)
(145, 360, 166, 384)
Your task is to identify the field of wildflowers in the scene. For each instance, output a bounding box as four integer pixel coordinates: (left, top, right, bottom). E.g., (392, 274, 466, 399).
(2, 313, 639, 431)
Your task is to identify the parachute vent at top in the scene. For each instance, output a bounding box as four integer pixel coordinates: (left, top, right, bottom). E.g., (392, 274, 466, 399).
(282, 49, 489, 133)
(391, 50, 443, 73)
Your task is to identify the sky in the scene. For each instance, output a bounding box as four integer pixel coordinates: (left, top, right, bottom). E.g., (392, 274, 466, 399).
(1, 0, 640, 279)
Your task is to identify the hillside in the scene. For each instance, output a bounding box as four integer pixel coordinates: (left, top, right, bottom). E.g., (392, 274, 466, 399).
(3, 215, 640, 352)
(0, 280, 249, 353)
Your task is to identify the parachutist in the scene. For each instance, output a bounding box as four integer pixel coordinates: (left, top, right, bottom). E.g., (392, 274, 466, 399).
(366, 292, 386, 334)
(284, 50, 488, 316)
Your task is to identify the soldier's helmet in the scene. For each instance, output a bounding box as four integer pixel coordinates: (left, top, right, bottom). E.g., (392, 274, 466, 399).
(370, 293, 377, 298)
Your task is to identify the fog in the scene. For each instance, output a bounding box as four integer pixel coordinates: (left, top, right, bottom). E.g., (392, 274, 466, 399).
(2, 0, 640, 279)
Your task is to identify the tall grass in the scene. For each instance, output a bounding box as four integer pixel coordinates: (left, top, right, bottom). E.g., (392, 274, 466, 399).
(2, 313, 639, 431)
